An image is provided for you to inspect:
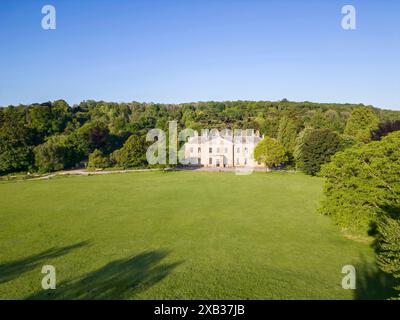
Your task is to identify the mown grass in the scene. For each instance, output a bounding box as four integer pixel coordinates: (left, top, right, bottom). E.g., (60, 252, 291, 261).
(0, 171, 393, 299)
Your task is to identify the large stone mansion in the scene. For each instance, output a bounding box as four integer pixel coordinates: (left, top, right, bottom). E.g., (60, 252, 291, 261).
(184, 129, 264, 168)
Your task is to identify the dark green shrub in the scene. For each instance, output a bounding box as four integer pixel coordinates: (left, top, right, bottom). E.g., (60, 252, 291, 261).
(254, 136, 287, 169)
(88, 149, 110, 169)
(111, 135, 147, 169)
(34, 139, 66, 173)
(296, 128, 341, 175)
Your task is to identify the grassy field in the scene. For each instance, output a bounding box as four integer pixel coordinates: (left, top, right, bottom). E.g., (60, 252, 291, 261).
(0, 171, 394, 299)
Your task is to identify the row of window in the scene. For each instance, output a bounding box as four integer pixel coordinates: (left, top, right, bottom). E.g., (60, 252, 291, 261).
(190, 147, 249, 154)
(207, 158, 248, 165)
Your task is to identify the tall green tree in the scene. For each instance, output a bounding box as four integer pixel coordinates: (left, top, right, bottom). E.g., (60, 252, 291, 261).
(34, 139, 66, 173)
(276, 116, 298, 157)
(293, 127, 313, 169)
(344, 107, 379, 143)
(254, 136, 287, 169)
(319, 131, 400, 234)
(112, 135, 148, 168)
(296, 128, 341, 176)
(0, 119, 34, 174)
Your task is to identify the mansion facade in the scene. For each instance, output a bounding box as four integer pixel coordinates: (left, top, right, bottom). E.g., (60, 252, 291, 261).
(184, 129, 264, 168)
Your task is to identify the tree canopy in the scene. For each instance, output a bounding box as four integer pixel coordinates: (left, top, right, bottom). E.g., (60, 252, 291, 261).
(344, 106, 380, 143)
(319, 131, 400, 234)
(319, 131, 400, 298)
(111, 135, 148, 169)
(295, 129, 341, 176)
(254, 137, 287, 169)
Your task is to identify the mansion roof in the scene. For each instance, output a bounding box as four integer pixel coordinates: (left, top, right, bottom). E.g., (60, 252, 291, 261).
(187, 130, 262, 145)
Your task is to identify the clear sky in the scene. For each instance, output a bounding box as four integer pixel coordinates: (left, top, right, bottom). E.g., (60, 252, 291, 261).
(0, 0, 399, 110)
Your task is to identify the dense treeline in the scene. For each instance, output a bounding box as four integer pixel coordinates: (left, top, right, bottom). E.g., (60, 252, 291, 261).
(1, 99, 400, 175)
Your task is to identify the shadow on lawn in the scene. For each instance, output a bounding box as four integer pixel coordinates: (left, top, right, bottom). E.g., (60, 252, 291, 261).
(0, 241, 90, 285)
(27, 250, 181, 300)
(354, 257, 397, 300)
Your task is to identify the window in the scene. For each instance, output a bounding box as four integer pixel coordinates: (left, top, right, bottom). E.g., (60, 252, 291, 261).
(245, 147, 248, 153)
(190, 147, 193, 153)
(198, 158, 201, 164)
(209, 147, 212, 153)
(237, 147, 240, 153)
(244, 158, 247, 165)
(198, 147, 201, 153)
(217, 148, 220, 153)
(236, 158, 240, 165)
(209, 158, 213, 165)
(224, 148, 228, 153)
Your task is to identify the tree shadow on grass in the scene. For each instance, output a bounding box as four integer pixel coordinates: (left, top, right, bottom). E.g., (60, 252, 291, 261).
(354, 257, 397, 300)
(0, 241, 90, 285)
(27, 250, 182, 300)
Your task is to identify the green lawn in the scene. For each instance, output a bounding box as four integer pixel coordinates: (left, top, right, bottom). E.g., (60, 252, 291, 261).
(0, 171, 394, 299)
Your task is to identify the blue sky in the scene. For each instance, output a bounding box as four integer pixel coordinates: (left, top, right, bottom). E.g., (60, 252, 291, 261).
(0, 0, 399, 110)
